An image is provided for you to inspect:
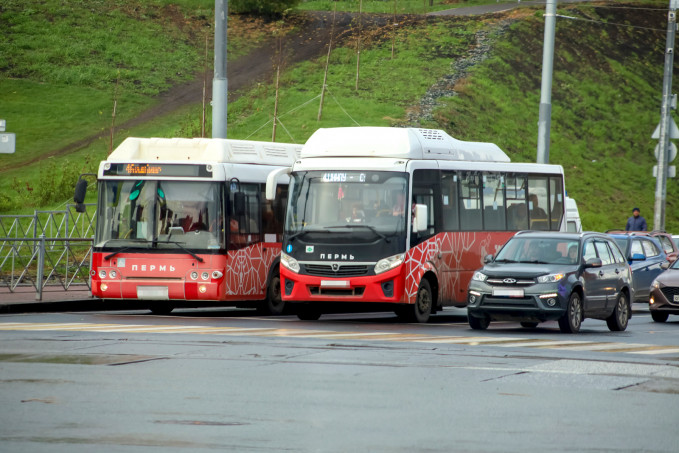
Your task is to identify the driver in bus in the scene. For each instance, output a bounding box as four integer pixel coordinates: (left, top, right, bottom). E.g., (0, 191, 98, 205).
(180, 201, 208, 232)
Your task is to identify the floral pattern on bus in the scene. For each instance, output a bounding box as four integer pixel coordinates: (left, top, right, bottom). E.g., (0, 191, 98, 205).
(224, 243, 279, 297)
(404, 231, 515, 305)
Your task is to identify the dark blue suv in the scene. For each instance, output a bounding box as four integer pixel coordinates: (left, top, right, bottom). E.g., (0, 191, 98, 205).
(467, 231, 633, 333)
(607, 232, 668, 303)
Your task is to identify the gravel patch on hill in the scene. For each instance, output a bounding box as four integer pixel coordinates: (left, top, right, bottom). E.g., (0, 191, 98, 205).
(404, 19, 514, 127)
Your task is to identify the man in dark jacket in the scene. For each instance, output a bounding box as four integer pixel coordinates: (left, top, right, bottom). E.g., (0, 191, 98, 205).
(625, 207, 648, 231)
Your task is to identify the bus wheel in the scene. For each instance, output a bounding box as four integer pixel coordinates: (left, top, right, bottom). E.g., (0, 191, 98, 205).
(258, 274, 285, 316)
(149, 302, 174, 315)
(297, 305, 322, 321)
(398, 280, 433, 323)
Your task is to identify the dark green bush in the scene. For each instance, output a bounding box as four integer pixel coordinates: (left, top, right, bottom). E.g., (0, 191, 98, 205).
(230, 0, 300, 16)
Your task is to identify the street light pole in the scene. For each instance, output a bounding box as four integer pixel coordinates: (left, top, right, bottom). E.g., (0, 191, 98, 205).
(537, 0, 557, 164)
(653, 0, 678, 231)
(212, 0, 228, 138)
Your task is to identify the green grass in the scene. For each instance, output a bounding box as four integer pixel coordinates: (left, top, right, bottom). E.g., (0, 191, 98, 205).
(2, 0, 678, 235)
(296, 0, 517, 14)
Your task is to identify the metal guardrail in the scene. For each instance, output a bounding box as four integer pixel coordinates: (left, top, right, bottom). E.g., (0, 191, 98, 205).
(0, 204, 96, 300)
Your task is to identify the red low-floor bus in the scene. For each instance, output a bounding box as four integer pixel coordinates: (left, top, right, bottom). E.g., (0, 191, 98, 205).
(77, 137, 301, 314)
(266, 127, 567, 322)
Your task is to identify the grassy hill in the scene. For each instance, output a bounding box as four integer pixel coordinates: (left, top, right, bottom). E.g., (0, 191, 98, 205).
(1, 0, 677, 233)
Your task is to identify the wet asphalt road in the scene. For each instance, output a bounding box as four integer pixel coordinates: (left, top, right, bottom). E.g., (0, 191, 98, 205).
(1, 306, 678, 452)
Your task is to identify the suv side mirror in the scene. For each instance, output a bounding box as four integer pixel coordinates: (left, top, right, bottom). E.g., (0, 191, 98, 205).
(483, 254, 494, 264)
(584, 257, 603, 268)
(630, 253, 646, 261)
(661, 261, 671, 270)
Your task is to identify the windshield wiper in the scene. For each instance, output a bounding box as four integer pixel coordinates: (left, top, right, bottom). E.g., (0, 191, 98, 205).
(103, 239, 150, 260)
(163, 240, 205, 263)
(519, 259, 549, 264)
(493, 259, 517, 263)
(326, 224, 391, 242)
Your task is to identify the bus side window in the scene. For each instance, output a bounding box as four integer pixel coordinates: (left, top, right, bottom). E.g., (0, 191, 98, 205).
(549, 176, 564, 230)
(459, 172, 482, 231)
(441, 171, 459, 231)
(411, 169, 439, 246)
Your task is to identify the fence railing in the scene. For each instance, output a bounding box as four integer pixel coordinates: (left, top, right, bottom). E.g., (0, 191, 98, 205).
(0, 204, 96, 300)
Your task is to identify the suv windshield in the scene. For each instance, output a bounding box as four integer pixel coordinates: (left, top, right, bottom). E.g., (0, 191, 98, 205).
(496, 237, 580, 265)
(96, 180, 223, 251)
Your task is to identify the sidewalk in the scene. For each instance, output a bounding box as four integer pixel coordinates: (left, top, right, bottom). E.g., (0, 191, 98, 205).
(0, 286, 96, 313)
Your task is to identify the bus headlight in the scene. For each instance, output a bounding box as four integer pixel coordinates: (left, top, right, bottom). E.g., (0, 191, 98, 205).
(374, 254, 405, 275)
(281, 253, 300, 273)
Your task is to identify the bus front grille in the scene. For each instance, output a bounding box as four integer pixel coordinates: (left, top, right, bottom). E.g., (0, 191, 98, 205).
(303, 264, 370, 277)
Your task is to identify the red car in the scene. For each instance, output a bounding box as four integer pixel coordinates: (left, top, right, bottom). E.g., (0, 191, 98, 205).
(650, 260, 679, 322)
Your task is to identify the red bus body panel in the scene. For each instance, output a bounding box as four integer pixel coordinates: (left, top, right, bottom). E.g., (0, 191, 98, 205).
(91, 242, 280, 301)
(282, 231, 516, 306)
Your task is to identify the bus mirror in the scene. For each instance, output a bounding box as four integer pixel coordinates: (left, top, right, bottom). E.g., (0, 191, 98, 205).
(265, 167, 292, 200)
(73, 173, 97, 213)
(413, 204, 427, 233)
(233, 192, 246, 216)
(73, 178, 88, 213)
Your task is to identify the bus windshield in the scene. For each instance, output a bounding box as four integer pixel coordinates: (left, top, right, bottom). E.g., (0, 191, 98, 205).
(286, 170, 409, 244)
(96, 180, 223, 251)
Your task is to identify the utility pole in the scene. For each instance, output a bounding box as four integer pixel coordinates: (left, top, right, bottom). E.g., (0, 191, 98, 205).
(653, 0, 679, 231)
(212, 0, 228, 138)
(536, 0, 557, 164)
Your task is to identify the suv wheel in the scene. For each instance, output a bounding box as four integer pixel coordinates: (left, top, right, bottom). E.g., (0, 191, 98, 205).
(606, 292, 629, 331)
(469, 314, 490, 330)
(558, 292, 583, 333)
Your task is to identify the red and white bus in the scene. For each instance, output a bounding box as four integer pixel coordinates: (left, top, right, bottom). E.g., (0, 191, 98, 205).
(266, 127, 567, 322)
(84, 137, 300, 314)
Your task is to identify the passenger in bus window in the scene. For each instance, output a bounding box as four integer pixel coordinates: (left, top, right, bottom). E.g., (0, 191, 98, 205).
(509, 203, 528, 230)
(348, 203, 366, 223)
(392, 193, 406, 216)
(529, 194, 547, 219)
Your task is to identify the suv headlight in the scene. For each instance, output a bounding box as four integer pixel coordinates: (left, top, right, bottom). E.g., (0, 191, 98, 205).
(374, 253, 405, 275)
(472, 271, 488, 282)
(537, 273, 565, 283)
(280, 252, 300, 273)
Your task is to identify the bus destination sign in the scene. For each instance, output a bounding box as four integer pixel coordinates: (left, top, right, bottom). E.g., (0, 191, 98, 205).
(322, 172, 366, 183)
(103, 163, 212, 178)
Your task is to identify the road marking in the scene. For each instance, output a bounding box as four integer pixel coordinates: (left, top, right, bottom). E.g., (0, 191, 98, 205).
(1, 322, 678, 357)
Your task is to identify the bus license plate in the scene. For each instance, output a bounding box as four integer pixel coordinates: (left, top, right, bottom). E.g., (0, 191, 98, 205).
(492, 288, 524, 298)
(320, 280, 350, 288)
(137, 286, 169, 300)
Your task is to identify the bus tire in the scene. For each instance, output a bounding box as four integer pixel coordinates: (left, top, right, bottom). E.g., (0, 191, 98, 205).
(397, 280, 433, 323)
(149, 302, 174, 315)
(297, 305, 322, 321)
(258, 273, 285, 316)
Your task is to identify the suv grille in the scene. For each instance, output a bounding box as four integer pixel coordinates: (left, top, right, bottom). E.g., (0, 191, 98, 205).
(486, 277, 535, 287)
(303, 263, 370, 277)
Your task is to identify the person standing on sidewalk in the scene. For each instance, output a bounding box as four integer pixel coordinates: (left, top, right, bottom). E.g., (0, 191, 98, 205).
(625, 207, 648, 231)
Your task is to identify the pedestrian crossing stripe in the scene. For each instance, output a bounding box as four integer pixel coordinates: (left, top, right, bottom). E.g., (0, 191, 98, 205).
(1, 322, 678, 356)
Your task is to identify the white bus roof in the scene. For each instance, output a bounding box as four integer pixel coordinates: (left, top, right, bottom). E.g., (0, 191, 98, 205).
(301, 127, 510, 162)
(107, 137, 301, 166)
